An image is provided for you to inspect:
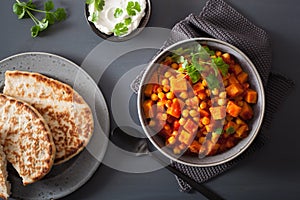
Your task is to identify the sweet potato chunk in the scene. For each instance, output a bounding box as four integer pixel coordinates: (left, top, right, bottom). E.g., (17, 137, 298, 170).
(226, 83, 244, 97)
(170, 77, 188, 92)
(209, 106, 226, 120)
(166, 98, 181, 118)
(193, 82, 205, 94)
(144, 84, 153, 97)
(189, 141, 201, 154)
(143, 100, 154, 118)
(244, 89, 257, 104)
(178, 129, 194, 145)
(237, 72, 248, 84)
(239, 102, 253, 120)
(230, 64, 242, 75)
(235, 124, 249, 138)
(226, 101, 242, 117)
(183, 118, 198, 134)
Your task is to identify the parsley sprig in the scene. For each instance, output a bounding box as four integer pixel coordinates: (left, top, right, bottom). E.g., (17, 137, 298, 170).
(86, 0, 105, 22)
(13, 0, 67, 37)
(174, 44, 229, 89)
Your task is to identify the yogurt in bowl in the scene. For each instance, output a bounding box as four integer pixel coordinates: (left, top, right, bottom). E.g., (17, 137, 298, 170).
(87, 0, 147, 37)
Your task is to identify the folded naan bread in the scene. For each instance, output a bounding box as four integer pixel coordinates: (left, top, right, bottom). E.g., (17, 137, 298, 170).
(0, 94, 55, 185)
(3, 71, 94, 164)
(0, 144, 10, 200)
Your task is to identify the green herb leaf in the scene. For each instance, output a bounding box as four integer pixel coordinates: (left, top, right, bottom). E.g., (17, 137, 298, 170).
(13, 3, 25, 19)
(186, 65, 201, 83)
(113, 22, 128, 36)
(191, 53, 205, 72)
(205, 74, 220, 89)
(214, 128, 223, 135)
(31, 25, 40, 37)
(44, 0, 54, 11)
(114, 8, 123, 18)
(94, 0, 105, 12)
(54, 8, 67, 21)
(212, 57, 229, 76)
(91, 12, 98, 22)
(124, 17, 132, 25)
(126, 1, 141, 16)
(86, 0, 95, 4)
(203, 46, 215, 56)
(45, 13, 55, 24)
(226, 126, 235, 134)
(13, 0, 67, 37)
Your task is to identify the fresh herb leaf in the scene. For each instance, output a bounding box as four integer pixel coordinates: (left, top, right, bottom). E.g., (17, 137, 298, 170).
(86, 0, 95, 4)
(94, 0, 105, 12)
(91, 12, 98, 22)
(191, 53, 205, 72)
(13, 3, 25, 19)
(54, 8, 67, 21)
(126, 1, 141, 16)
(186, 65, 201, 83)
(45, 13, 55, 24)
(212, 57, 229, 76)
(113, 22, 128, 36)
(13, 0, 67, 37)
(44, 0, 54, 12)
(214, 128, 223, 135)
(205, 74, 220, 89)
(124, 17, 132, 25)
(203, 46, 215, 56)
(226, 126, 235, 134)
(31, 25, 40, 37)
(114, 8, 123, 18)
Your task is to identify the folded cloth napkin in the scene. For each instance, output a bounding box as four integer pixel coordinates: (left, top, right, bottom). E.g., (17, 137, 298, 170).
(131, 0, 294, 193)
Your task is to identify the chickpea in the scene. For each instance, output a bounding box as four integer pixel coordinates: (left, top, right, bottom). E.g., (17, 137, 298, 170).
(219, 91, 226, 99)
(217, 98, 226, 106)
(149, 120, 156, 127)
(205, 89, 211, 97)
(189, 110, 198, 118)
(163, 85, 170, 93)
(166, 92, 175, 99)
(179, 91, 188, 99)
(164, 71, 172, 78)
(151, 93, 158, 101)
(216, 51, 222, 57)
(193, 117, 200, 123)
(182, 109, 189, 118)
(157, 87, 162, 93)
(199, 101, 207, 109)
(173, 146, 181, 154)
(166, 100, 172, 108)
(158, 92, 165, 99)
(212, 88, 219, 96)
(179, 143, 187, 150)
(167, 136, 176, 145)
(164, 124, 171, 131)
(198, 93, 207, 100)
(179, 118, 186, 125)
(161, 78, 169, 86)
(171, 63, 179, 69)
(161, 113, 168, 121)
(201, 117, 210, 125)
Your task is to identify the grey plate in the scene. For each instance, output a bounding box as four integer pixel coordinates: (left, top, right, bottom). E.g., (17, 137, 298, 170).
(0, 52, 110, 200)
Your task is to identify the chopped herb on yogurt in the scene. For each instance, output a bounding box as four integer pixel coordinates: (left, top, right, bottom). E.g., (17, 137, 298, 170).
(87, 0, 146, 37)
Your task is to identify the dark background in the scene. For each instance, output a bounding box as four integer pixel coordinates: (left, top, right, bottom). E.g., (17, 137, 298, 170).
(1, 0, 299, 199)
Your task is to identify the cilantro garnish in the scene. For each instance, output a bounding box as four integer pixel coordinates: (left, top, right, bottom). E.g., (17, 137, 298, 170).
(226, 126, 235, 134)
(212, 57, 229, 76)
(114, 8, 123, 18)
(113, 22, 128, 36)
(126, 1, 141, 16)
(214, 128, 223, 135)
(13, 0, 66, 37)
(86, 0, 105, 12)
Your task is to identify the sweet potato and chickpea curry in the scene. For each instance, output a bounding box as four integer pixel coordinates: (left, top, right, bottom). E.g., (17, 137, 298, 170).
(142, 44, 258, 157)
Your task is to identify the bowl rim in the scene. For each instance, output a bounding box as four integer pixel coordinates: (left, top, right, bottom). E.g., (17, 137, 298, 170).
(84, 0, 152, 42)
(137, 37, 265, 167)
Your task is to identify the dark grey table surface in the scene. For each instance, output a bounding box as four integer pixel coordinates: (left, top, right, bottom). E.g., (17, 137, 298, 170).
(1, 0, 300, 200)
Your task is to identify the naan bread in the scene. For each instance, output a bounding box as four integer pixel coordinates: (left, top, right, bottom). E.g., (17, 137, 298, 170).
(0, 144, 10, 200)
(0, 94, 55, 185)
(3, 71, 94, 164)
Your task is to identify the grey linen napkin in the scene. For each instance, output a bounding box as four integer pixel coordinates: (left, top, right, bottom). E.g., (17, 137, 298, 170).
(131, 0, 295, 192)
